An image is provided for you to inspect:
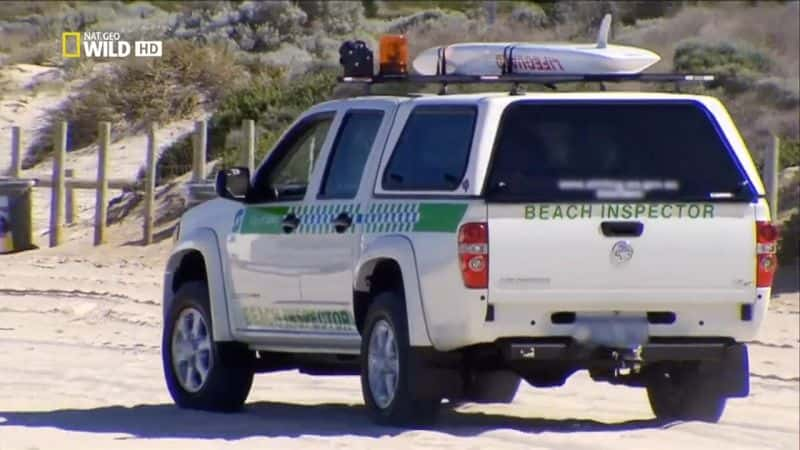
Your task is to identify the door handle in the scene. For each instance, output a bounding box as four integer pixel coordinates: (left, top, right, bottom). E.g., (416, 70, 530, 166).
(282, 213, 300, 234)
(332, 212, 353, 233)
(601, 221, 644, 237)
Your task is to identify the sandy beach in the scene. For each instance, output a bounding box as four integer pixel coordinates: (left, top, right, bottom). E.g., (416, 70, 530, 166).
(0, 233, 797, 450)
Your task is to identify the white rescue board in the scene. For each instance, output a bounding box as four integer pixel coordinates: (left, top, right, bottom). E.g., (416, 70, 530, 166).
(412, 14, 660, 76)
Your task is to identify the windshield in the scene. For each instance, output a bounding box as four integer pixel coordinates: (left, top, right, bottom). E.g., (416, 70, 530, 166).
(486, 101, 754, 202)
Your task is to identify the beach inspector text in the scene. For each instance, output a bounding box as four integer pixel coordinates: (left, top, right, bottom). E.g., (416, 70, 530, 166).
(524, 203, 716, 220)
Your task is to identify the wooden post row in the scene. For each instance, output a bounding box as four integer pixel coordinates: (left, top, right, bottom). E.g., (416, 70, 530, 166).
(94, 122, 110, 246)
(10, 126, 21, 178)
(65, 168, 75, 225)
(764, 136, 780, 220)
(242, 119, 255, 174)
(49, 121, 66, 247)
(143, 124, 156, 245)
(192, 120, 207, 182)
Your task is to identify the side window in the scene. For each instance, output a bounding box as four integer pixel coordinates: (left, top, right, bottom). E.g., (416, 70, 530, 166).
(382, 106, 476, 191)
(319, 110, 384, 199)
(251, 114, 333, 202)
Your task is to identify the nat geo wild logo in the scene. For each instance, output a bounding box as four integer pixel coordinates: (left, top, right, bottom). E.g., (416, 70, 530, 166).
(62, 31, 162, 58)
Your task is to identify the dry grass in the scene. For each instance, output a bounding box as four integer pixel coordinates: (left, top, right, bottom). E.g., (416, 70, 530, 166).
(618, 2, 799, 76)
(0, 71, 9, 100)
(23, 40, 247, 168)
(0, 1, 66, 21)
(1, 39, 62, 66)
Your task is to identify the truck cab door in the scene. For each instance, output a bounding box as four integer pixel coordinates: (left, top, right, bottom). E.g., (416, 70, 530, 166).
(226, 112, 336, 332)
(296, 103, 395, 332)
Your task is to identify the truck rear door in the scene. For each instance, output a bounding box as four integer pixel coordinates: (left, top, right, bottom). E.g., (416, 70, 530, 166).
(484, 100, 758, 308)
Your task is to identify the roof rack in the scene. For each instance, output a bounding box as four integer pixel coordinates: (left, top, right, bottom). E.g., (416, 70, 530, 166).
(337, 23, 714, 95)
(341, 73, 714, 84)
(338, 73, 715, 95)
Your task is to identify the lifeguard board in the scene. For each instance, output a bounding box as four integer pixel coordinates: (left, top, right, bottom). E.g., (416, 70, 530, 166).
(412, 14, 660, 76)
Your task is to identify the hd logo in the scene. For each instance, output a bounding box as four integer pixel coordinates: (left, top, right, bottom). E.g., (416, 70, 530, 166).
(61, 32, 162, 58)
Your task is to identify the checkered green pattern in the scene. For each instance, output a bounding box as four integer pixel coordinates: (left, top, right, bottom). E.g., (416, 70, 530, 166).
(236, 202, 467, 235)
(289, 203, 361, 234)
(363, 202, 420, 233)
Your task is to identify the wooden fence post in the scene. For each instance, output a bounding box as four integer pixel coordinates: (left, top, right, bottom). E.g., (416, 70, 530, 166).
(49, 121, 67, 247)
(192, 120, 207, 182)
(242, 119, 255, 173)
(94, 122, 110, 245)
(10, 126, 21, 178)
(65, 168, 76, 224)
(764, 136, 780, 219)
(143, 123, 157, 245)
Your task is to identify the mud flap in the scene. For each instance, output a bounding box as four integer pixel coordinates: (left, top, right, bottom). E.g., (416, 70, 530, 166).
(409, 346, 462, 400)
(717, 343, 749, 398)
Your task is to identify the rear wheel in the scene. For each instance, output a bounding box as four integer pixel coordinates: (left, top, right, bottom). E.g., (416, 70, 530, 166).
(360, 292, 440, 426)
(646, 363, 727, 422)
(162, 281, 254, 412)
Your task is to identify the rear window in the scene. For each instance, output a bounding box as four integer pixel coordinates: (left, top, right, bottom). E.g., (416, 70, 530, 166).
(486, 101, 754, 202)
(383, 106, 476, 191)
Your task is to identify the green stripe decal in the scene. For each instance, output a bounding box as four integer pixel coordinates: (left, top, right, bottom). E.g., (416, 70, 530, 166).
(413, 203, 468, 232)
(237, 206, 288, 234)
(234, 202, 468, 235)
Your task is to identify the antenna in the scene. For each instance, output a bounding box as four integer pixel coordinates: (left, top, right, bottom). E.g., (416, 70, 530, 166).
(596, 14, 612, 49)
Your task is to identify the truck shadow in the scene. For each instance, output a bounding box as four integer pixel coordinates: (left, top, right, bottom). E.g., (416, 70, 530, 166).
(0, 401, 663, 440)
(772, 263, 799, 295)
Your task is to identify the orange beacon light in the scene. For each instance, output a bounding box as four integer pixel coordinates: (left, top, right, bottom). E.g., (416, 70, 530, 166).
(379, 35, 408, 77)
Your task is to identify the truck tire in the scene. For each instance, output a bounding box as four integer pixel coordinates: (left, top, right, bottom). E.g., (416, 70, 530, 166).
(646, 363, 727, 422)
(162, 280, 254, 412)
(360, 291, 441, 426)
(463, 370, 521, 403)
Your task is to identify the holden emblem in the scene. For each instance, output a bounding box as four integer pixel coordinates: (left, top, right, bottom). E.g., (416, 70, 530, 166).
(611, 240, 634, 263)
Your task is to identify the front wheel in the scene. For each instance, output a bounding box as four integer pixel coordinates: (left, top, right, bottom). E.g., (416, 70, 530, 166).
(162, 281, 254, 412)
(360, 292, 440, 426)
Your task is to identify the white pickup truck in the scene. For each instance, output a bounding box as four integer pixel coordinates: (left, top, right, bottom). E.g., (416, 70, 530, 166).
(162, 89, 778, 425)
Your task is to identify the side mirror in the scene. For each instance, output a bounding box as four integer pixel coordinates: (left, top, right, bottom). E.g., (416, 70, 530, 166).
(215, 167, 250, 201)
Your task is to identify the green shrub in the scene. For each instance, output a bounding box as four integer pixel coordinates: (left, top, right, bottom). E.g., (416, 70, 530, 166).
(362, 0, 378, 18)
(214, 66, 338, 162)
(376, 1, 480, 18)
(154, 133, 195, 184)
(615, 1, 683, 25)
(779, 138, 800, 170)
(539, 1, 620, 38)
(156, 67, 339, 182)
(297, 0, 364, 35)
(510, 3, 549, 28)
(673, 39, 773, 94)
(168, 1, 308, 53)
(755, 78, 800, 110)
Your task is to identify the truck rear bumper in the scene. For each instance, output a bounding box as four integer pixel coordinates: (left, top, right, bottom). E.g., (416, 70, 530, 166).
(500, 338, 750, 398)
(413, 338, 750, 399)
(503, 337, 738, 363)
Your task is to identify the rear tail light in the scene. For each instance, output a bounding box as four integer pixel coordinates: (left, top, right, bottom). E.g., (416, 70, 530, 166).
(458, 222, 488, 289)
(756, 221, 779, 288)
